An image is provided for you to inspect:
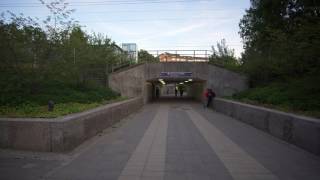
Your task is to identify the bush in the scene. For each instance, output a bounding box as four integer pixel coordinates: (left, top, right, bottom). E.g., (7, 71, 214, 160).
(232, 75, 320, 118)
(0, 82, 122, 118)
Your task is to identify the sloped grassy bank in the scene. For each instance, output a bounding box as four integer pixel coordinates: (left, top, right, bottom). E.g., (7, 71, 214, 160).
(0, 82, 123, 118)
(229, 76, 320, 118)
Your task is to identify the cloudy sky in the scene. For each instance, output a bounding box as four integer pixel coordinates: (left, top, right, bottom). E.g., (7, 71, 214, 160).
(0, 0, 250, 57)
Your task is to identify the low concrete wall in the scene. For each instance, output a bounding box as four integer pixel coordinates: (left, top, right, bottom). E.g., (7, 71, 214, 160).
(213, 98, 320, 156)
(0, 98, 143, 152)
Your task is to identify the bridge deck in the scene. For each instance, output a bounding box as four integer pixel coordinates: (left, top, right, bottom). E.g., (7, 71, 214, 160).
(1, 101, 320, 180)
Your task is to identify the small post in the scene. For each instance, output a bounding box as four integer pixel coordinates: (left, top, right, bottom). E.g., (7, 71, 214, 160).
(48, 100, 54, 112)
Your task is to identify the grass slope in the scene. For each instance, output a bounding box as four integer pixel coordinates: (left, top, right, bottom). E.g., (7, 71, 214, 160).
(0, 82, 122, 118)
(230, 76, 320, 118)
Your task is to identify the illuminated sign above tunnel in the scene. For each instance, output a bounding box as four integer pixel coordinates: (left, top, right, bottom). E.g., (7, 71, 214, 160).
(159, 72, 192, 78)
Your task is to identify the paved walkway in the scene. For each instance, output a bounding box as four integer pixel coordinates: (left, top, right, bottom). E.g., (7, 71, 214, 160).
(1, 101, 320, 180)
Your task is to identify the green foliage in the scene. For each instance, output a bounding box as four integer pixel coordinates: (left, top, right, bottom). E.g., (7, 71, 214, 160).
(0, 100, 127, 118)
(0, 81, 119, 106)
(0, 84, 123, 118)
(209, 39, 241, 72)
(239, 0, 320, 86)
(236, 1, 320, 117)
(232, 75, 320, 118)
(0, 5, 129, 100)
(138, 49, 159, 63)
(0, 1, 130, 117)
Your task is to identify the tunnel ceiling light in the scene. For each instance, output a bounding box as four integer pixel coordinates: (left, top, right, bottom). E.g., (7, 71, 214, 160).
(179, 82, 184, 84)
(184, 80, 189, 83)
(159, 79, 166, 85)
(188, 79, 193, 81)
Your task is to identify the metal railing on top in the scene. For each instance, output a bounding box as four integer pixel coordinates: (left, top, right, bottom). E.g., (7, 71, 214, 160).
(146, 50, 212, 62)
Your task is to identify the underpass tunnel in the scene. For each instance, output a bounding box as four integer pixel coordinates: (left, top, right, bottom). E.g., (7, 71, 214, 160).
(146, 78, 206, 102)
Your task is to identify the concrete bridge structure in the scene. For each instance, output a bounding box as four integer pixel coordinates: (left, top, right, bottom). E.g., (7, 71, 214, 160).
(108, 62, 248, 103)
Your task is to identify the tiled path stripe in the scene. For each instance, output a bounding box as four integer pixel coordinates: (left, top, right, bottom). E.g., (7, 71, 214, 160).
(186, 108, 279, 180)
(118, 105, 168, 180)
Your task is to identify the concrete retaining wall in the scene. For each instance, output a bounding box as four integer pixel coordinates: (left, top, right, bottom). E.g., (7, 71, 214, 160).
(0, 98, 143, 152)
(109, 64, 145, 99)
(213, 98, 320, 156)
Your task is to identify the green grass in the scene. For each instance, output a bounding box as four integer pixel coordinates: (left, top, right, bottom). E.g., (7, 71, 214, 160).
(229, 76, 320, 118)
(0, 82, 125, 118)
(0, 97, 127, 118)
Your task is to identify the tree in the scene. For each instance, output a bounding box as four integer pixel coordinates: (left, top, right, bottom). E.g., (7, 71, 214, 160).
(239, 0, 320, 86)
(209, 39, 239, 71)
(0, 0, 134, 103)
(138, 49, 159, 63)
(211, 39, 235, 58)
(0, 11, 50, 95)
(39, 0, 77, 38)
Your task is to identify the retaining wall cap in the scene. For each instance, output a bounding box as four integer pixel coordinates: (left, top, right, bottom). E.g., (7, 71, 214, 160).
(215, 98, 320, 123)
(0, 97, 142, 123)
(110, 63, 145, 74)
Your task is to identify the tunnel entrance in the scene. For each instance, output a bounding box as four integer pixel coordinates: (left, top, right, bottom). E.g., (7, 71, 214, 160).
(109, 62, 248, 103)
(147, 77, 206, 102)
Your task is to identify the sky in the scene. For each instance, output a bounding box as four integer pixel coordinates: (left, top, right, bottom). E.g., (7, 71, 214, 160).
(0, 0, 250, 57)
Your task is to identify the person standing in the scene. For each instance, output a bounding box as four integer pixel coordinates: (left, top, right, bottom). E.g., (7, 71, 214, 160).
(179, 87, 184, 97)
(175, 86, 178, 97)
(204, 88, 215, 108)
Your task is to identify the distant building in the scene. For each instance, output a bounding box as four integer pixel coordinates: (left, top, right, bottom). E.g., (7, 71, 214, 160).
(159, 52, 208, 62)
(121, 43, 138, 63)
